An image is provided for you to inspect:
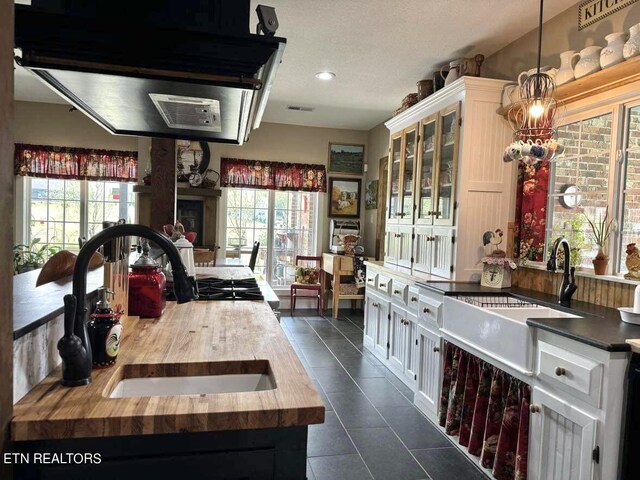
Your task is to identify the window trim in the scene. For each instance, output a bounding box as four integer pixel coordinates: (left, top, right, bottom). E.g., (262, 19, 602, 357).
(539, 96, 640, 276)
(20, 176, 137, 250)
(220, 188, 320, 291)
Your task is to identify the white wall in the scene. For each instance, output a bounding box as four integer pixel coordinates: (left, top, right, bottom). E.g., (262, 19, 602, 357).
(484, 1, 640, 80)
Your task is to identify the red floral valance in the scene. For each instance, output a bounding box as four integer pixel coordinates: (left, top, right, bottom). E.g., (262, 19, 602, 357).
(15, 144, 138, 182)
(220, 158, 327, 192)
(514, 160, 550, 262)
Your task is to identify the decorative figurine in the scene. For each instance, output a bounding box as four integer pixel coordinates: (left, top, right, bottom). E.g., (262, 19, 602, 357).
(87, 287, 123, 368)
(481, 229, 517, 288)
(625, 243, 640, 280)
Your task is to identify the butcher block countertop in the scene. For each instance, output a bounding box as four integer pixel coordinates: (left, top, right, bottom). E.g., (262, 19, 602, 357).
(12, 269, 324, 442)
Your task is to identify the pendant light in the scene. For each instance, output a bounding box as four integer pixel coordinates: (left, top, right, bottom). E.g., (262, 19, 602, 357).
(504, 0, 564, 164)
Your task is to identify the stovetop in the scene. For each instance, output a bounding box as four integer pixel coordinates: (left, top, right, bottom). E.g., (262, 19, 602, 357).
(166, 277, 264, 302)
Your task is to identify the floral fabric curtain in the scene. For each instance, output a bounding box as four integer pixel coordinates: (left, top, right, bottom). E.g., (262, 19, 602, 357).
(220, 158, 327, 192)
(513, 160, 550, 262)
(15, 144, 138, 182)
(439, 341, 530, 480)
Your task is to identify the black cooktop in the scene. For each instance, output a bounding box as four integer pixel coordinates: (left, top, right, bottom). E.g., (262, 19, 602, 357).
(166, 277, 264, 301)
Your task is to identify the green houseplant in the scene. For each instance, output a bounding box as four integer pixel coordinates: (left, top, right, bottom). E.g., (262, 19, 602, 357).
(585, 207, 615, 275)
(13, 238, 60, 274)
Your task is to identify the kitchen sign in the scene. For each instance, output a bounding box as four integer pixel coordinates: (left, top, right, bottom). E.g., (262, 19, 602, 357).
(578, 0, 638, 30)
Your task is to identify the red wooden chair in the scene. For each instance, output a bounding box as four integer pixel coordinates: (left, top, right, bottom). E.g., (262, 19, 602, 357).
(290, 255, 323, 315)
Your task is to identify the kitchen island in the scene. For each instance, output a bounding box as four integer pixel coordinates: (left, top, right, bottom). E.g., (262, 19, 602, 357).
(12, 275, 324, 479)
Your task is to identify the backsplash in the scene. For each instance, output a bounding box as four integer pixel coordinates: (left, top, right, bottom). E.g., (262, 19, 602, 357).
(513, 268, 638, 309)
(13, 314, 63, 403)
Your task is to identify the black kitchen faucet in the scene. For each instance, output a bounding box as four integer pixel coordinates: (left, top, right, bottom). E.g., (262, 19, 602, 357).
(57, 224, 197, 387)
(547, 237, 578, 307)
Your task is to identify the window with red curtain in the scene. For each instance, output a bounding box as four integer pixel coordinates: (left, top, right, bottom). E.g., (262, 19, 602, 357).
(220, 157, 327, 193)
(14, 144, 138, 182)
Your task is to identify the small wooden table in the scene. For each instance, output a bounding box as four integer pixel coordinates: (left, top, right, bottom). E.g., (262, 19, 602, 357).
(322, 253, 364, 319)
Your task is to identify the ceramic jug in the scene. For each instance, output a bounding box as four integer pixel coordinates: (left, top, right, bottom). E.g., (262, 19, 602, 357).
(517, 66, 556, 87)
(623, 22, 640, 59)
(574, 46, 602, 79)
(601, 32, 626, 69)
(556, 50, 579, 86)
(441, 59, 468, 86)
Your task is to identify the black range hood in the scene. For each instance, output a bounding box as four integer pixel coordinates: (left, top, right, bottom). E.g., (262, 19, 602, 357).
(14, 1, 286, 145)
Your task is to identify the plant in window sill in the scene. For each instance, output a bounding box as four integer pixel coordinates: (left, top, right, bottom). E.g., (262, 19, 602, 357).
(585, 207, 616, 275)
(13, 238, 61, 275)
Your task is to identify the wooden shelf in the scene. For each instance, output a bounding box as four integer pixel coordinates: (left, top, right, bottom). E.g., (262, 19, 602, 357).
(497, 55, 640, 117)
(133, 185, 222, 197)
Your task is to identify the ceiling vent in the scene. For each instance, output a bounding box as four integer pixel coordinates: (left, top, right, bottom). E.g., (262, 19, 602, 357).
(150, 94, 222, 132)
(287, 105, 314, 112)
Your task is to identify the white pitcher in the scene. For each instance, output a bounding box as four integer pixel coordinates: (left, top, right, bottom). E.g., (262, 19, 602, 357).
(601, 32, 626, 69)
(556, 50, 579, 86)
(624, 22, 640, 60)
(441, 59, 468, 86)
(574, 46, 603, 79)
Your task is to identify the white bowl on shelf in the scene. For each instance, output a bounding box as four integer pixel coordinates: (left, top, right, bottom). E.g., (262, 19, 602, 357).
(618, 307, 640, 325)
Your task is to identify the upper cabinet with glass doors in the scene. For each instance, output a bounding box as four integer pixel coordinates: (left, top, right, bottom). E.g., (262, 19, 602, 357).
(415, 114, 437, 225)
(387, 125, 419, 225)
(433, 104, 460, 226)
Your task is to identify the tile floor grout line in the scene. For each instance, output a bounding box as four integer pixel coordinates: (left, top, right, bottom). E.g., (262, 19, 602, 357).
(294, 312, 434, 480)
(310, 379, 376, 480)
(285, 312, 486, 478)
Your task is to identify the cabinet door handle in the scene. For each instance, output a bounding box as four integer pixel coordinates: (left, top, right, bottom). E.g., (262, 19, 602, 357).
(423, 307, 431, 314)
(411, 296, 418, 302)
(555, 367, 566, 377)
(372, 302, 379, 308)
(529, 405, 541, 414)
(430, 236, 436, 241)
(433, 346, 440, 353)
(427, 210, 433, 215)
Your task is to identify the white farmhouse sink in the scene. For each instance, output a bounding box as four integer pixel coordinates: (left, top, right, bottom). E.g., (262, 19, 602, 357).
(109, 374, 275, 398)
(442, 296, 582, 374)
(486, 307, 581, 323)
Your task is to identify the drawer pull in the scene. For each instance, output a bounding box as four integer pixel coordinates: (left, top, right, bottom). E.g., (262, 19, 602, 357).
(379, 283, 386, 287)
(411, 296, 418, 302)
(372, 302, 379, 308)
(529, 405, 541, 414)
(367, 278, 374, 283)
(423, 307, 431, 314)
(433, 346, 440, 353)
(555, 367, 566, 377)
(394, 289, 400, 294)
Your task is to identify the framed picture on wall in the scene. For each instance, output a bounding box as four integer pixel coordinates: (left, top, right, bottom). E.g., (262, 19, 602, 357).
(329, 177, 361, 218)
(177, 200, 204, 246)
(365, 180, 378, 210)
(328, 143, 365, 175)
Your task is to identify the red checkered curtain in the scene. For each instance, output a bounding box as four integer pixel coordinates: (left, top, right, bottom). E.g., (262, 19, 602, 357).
(439, 341, 530, 480)
(15, 144, 138, 182)
(220, 158, 327, 192)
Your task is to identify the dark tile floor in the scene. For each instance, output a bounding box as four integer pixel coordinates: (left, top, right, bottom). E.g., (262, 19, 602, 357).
(280, 309, 487, 480)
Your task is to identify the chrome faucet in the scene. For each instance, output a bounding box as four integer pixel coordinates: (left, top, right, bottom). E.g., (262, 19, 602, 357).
(57, 224, 197, 387)
(546, 237, 577, 307)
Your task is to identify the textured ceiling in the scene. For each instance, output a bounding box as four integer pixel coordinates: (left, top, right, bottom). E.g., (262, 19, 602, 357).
(14, 0, 578, 131)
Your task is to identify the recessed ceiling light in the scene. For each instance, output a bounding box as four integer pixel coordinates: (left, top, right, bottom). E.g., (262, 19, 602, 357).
(315, 71, 336, 81)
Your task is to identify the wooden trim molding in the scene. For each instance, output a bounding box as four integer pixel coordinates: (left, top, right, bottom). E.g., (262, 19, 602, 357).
(0, 0, 14, 474)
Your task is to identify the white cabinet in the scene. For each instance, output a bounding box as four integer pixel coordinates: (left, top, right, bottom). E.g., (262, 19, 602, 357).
(529, 386, 598, 480)
(389, 304, 418, 389)
(415, 325, 442, 418)
(364, 291, 380, 352)
(384, 77, 514, 281)
(370, 295, 390, 362)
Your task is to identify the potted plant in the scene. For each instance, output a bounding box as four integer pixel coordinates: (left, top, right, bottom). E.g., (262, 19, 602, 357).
(13, 238, 60, 274)
(585, 207, 615, 275)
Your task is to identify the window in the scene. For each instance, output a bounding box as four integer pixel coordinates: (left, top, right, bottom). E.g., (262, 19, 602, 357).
(26, 178, 135, 252)
(223, 188, 317, 288)
(541, 97, 640, 275)
(547, 113, 613, 268)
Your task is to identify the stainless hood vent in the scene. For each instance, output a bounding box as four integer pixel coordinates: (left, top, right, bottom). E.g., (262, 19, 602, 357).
(149, 94, 222, 132)
(14, 1, 286, 145)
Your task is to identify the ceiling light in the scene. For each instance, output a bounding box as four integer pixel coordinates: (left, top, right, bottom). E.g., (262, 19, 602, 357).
(315, 71, 335, 81)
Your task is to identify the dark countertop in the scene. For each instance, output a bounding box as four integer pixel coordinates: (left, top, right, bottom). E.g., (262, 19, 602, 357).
(13, 268, 104, 340)
(417, 281, 640, 352)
